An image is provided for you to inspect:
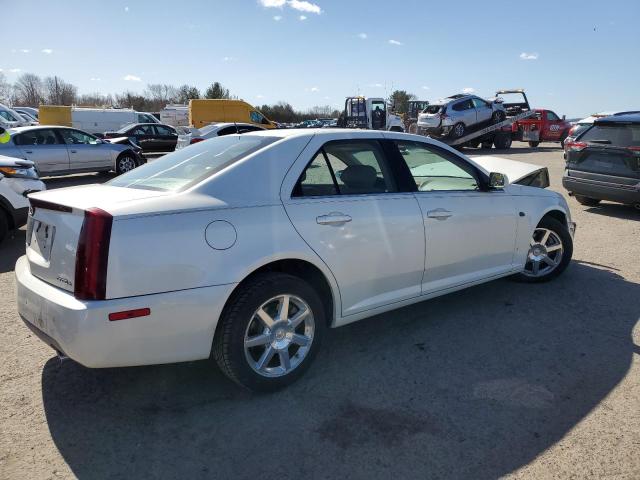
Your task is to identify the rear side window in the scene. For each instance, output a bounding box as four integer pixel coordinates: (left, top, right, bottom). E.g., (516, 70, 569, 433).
(108, 135, 278, 192)
(580, 124, 640, 147)
(293, 140, 397, 197)
(424, 105, 442, 114)
(452, 100, 473, 111)
(15, 129, 62, 145)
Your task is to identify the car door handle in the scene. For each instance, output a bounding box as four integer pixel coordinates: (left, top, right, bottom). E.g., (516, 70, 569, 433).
(427, 209, 453, 220)
(70, 150, 77, 153)
(316, 213, 352, 225)
(24, 150, 33, 154)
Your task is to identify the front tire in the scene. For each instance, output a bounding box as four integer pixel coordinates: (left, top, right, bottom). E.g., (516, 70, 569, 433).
(515, 216, 573, 283)
(213, 273, 326, 392)
(493, 133, 512, 150)
(528, 141, 540, 148)
(0, 210, 8, 245)
(115, 152, 138, 175)
(492, 111, 506, 123)
(574, 195, 601, 207)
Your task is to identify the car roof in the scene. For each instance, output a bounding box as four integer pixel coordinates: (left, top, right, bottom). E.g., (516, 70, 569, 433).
(594, 113, 640, 125)
(7, 125, 77, 134)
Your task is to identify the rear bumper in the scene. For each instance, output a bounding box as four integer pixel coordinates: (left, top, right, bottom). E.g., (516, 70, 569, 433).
(563, 171, 640, 204)
(15, 256, 237, 368)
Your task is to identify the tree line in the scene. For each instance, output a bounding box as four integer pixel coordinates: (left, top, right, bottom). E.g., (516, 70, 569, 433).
(0, 71, 418, 123)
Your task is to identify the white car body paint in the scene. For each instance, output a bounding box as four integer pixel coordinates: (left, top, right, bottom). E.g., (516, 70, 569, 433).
(15, 129, 573, 367)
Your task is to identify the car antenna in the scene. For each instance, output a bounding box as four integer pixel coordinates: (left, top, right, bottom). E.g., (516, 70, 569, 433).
(234, 122, 238, 134)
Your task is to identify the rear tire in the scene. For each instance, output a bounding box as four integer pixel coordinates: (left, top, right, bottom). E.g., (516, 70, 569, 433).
(0, 210, 8, 245)
(115, 153, 138, 175)
(481, 141, 493, 149)
(493, 133, 512, 150)
(514, 216, 573, 283)
(452, 122, 466, 138)
(213, 273, 326, 392)
(528, 141, 540, 148)
(574, 195, 601, 207)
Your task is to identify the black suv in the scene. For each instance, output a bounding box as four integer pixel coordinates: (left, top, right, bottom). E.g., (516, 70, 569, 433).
(563, 114, 640, 209)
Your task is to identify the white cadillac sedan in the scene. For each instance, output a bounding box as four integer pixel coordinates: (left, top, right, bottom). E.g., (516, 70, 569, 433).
(16, 129, 575, 391)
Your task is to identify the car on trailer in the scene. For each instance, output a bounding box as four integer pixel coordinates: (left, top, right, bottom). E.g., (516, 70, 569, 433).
(405, 100, 430, 133)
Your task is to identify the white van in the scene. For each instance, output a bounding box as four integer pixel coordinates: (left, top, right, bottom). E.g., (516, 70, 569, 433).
(70, 108, 159, 134)
(160, 104, 189, 127)
(0, 104, 33, 128)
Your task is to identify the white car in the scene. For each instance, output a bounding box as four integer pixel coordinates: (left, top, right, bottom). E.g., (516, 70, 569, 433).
(0, 154, 45, 244)
(175, 122, 266, 150)
(15, 129, 575, 391)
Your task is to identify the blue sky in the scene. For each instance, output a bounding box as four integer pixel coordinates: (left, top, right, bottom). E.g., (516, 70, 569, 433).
(2, 0, 639, 117)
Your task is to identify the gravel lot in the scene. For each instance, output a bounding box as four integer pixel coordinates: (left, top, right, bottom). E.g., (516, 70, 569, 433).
(1, 143, 638, 479)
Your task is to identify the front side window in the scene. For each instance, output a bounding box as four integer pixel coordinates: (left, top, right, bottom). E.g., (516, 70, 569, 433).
(15, 129, 62, 146)
(250, 111, 264, 124)
(395, 141, 479, 191)
(156, 125, 175, 135)
(108, 134, 278, 192)
(293, 140, 396, 197)
(546, 111, 560, 121)
(472, 98, 489, 109)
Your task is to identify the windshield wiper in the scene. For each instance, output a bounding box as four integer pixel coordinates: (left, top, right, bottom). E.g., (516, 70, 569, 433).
(590, 139, 612, 145)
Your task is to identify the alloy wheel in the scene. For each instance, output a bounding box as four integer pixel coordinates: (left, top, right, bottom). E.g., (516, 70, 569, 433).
(523, 228, 564, 277)
(244, 294, 315, 378)
(118, 156, 136, 173)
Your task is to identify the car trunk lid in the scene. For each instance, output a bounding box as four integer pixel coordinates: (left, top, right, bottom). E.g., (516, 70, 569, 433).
(25, 185, 168, 295)
(568, 145, 640, 179)
(417, 105, 444, 128)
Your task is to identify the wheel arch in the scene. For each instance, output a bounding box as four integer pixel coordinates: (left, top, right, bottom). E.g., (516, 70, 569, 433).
(222, 257, 339, 329)
(113, 149, 137, 171)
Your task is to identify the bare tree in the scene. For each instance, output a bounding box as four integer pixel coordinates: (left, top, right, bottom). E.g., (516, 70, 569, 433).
(77, 92, 115, 107)
(144, 84, 178, 110)
(13, 73, 44, 106)
(43, 76, 77, 105)
(0, 73, 12, 104)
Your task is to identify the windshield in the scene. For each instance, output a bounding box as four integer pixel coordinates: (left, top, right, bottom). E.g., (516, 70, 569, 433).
(108, 134, 278, 192)
(580, 124, 640, 147)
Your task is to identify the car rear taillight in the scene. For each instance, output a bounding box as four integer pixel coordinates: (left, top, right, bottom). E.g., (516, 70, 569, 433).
(75, 208, 112, 301)
(627, 146, 640, 154)
(190, 137, 205, 145)
(565, 141, 588, 152)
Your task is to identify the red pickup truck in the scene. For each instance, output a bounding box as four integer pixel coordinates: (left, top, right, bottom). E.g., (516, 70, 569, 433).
(512, 109, 572, 147)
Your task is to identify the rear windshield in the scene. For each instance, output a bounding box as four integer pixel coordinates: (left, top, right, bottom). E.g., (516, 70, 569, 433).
(571, 123, 591, 137)
(423, 105, 443, 114)
(108, 135, 278, 192)
(579, 124, 640, 147)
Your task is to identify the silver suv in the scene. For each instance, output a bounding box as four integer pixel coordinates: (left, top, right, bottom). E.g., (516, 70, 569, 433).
(417, 94, 506, 138)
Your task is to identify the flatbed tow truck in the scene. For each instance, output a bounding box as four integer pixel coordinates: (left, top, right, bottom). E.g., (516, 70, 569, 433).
(418, 89, 536, 150)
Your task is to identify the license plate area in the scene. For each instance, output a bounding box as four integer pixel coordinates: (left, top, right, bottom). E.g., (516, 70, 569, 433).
(522, 129, 540, 141)
(29, 220, 56, 262)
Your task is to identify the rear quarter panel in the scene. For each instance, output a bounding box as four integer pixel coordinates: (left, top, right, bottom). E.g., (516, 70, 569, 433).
(106, 205, 340, 311)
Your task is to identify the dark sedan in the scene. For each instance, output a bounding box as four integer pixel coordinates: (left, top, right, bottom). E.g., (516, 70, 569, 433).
(563, 113, 640, 209)
(104, 123, 178, 153)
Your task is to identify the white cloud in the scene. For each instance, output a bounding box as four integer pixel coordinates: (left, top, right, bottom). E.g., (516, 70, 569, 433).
(462, 87, 475, 94)
(259, 0, 286, 6)
(261, 0, 321, 14)
(309, 86, 319, 92)
(90, 77, 101, 81)
(288, 0, 321, 14)
(368, 83, 383, 88)
(123, 74, 141, 82)
(422, 85, 430, 90)
(124, 6, 129, 12)
(9, 68, 21, 73)
(256, 94, 265, 99)
(519, 52, 538, 60)
(41, 49, 53, 54)
(222, 56, 234, 62)
(273, 15, 282, 20)
(388, 39, 403, 46)
(323, 96, 331, 100)
(299, 15, 307, 20)
(20, 49, 30, 53)
(357, 33, 367, 39)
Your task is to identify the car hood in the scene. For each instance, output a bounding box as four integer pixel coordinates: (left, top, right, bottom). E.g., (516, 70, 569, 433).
(468, 155, 546, 184)
(0, 154, 35, 168)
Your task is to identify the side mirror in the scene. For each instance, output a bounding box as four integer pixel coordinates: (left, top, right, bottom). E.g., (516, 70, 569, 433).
(489, 172, 506, 189)
(94, 138, 104, 144)
(562, 115, 566, 121)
